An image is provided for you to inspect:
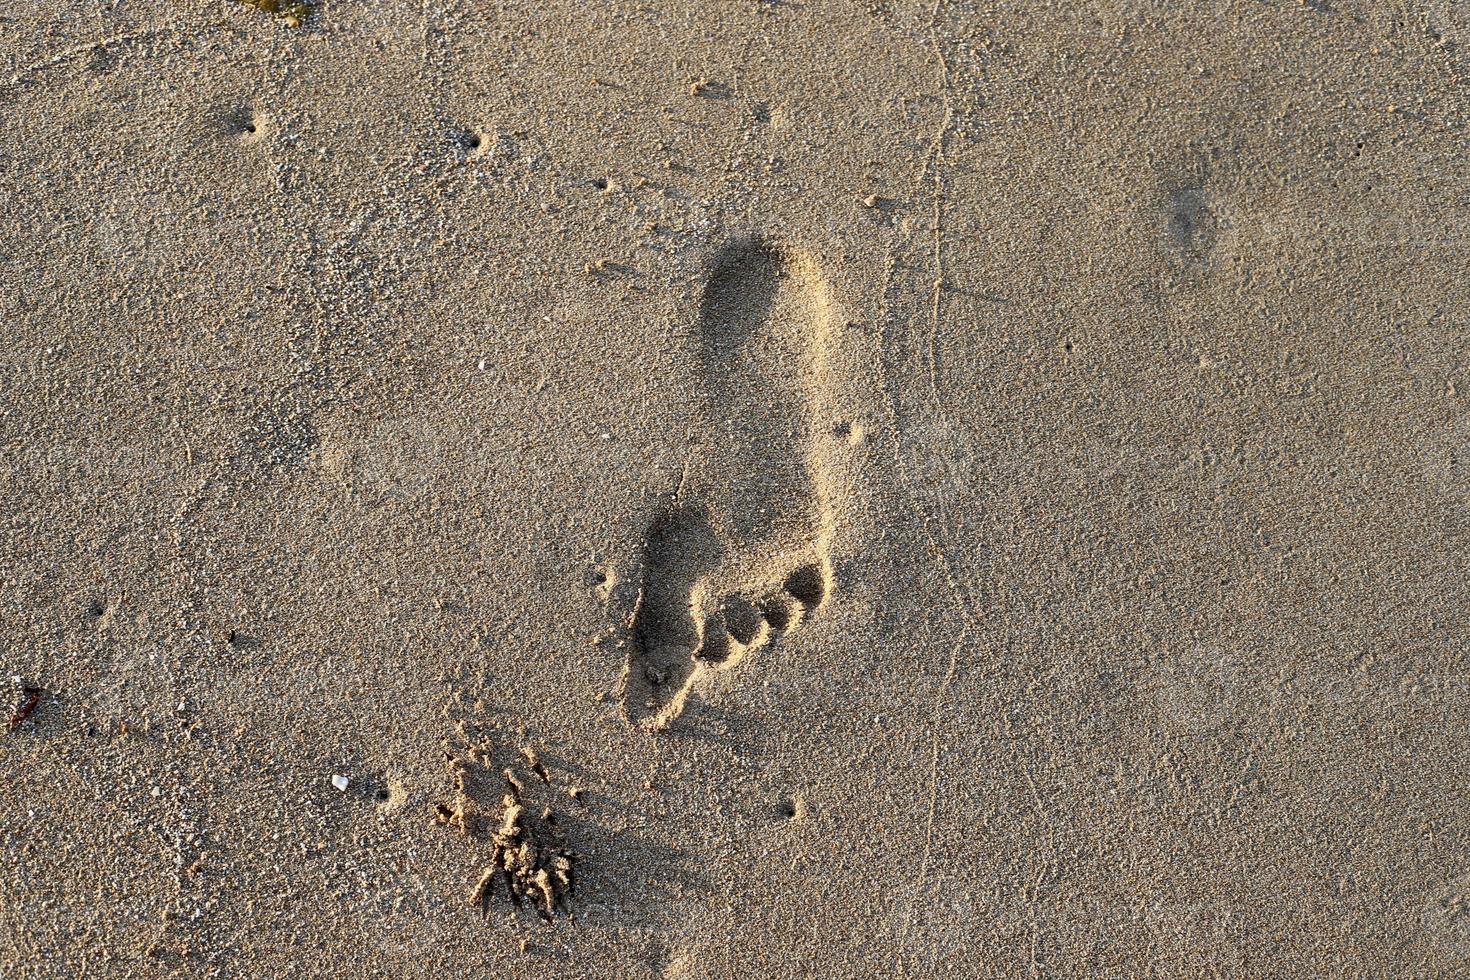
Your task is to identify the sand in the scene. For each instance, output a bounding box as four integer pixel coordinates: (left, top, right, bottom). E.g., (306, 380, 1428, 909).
(3, 0, 1469, 976)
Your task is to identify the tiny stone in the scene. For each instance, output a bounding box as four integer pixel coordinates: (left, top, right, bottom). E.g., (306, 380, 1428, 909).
(331, 775, 350, 792)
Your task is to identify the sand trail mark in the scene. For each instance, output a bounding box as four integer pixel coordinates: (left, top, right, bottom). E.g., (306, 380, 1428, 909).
(623, 238, 841, 728)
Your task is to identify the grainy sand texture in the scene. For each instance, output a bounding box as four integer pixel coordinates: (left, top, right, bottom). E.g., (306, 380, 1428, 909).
(4, 1, 1470, 977)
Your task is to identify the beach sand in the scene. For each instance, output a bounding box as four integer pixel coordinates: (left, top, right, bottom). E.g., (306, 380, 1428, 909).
(3, 1, 1469, 976)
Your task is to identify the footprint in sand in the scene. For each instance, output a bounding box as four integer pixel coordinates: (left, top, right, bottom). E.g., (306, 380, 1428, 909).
(622, 237, 841, 728)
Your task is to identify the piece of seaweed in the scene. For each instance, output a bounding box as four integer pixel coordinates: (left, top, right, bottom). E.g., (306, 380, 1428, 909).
(234, 0, 312, 28)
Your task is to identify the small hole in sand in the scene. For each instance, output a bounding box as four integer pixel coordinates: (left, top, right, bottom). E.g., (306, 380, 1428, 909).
(450, 128, 482, 153)
(777, 795, 804, 822)
(226, 629, 259, 650)
(593, 177, 609, 191)
(376, 780, 410, 810)
(230, 110, 261, 138)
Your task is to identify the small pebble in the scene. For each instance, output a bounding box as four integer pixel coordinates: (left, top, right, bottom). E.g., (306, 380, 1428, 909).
(331, 775, 350, 792)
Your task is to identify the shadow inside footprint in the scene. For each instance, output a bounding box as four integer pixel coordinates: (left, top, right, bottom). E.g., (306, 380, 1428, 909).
(784, 563, 827, 609)
(698, 239, 784, 356)
(625, 502, 722, 723)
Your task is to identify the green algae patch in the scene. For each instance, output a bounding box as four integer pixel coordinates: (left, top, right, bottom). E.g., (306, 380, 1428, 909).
(234, 0, 312, 28)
